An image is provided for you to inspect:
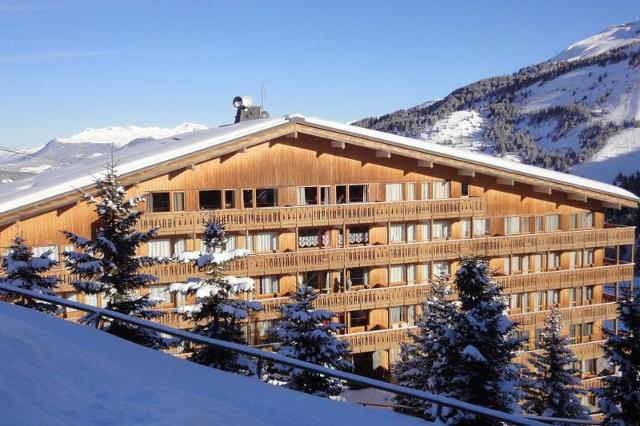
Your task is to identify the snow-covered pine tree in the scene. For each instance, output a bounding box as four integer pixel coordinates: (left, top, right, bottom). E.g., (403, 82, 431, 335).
(63, 162, 169, 348)
(445, 258, 524, 426)
(0, 236, 60, 314)
(392, 277, 459, 418)
(598, 288, 640, 425)
(522, 307, 589, 419)
(269, 285, 353, 397)
(171, 220, 260, 375)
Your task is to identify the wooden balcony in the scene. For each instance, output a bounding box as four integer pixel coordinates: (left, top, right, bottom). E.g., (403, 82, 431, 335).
(495, 263, 634, 294)
(227, 226, 635, 277)
(511, 303, 617, 327)
(515, 340, 605, 364)
(339, 326, 415, 354)
(139, 197, 485, 235)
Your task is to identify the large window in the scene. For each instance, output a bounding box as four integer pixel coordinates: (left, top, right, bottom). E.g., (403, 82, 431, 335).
(149, 192, 171, 212)
(545, 214, 560, 232)
(224, 190, 236, 209)
(348, 184, 368, 203)
(148, 239, 172, 257)
(385, 183, 403, 202)
(348, 268, 368, 287)
(433, 261, 450, 278)
(473, 218, 489, 236)
(336, 185, 347, 204)
(173, 192, 185, 211)
(432, 181, 450, 199)
(243, 189, 254, 208)
(297, 186, 318, 206)
(389, 224, 405, 243)
(581, 212, 594, 228)
(350, 310, 369, 327)
(256, 188, 277, 207)
(255, 232, 278, 252)
(389, 265, 404, 283)
(259, 276, 279, 295)
(199, 190, 222, 210)
(33, 245, 59, 261)
(504, 216, 520, 235)
(432, 221, 450, 239)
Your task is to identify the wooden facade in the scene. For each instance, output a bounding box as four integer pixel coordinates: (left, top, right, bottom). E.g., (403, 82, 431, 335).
(0, 118, 636, 398)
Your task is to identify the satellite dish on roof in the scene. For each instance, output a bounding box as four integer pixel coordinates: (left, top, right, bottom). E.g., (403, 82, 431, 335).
(232, 96, 243, 109)
(241, 96, 253, 108)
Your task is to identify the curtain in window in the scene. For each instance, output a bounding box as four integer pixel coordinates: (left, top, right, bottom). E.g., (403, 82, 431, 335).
(584, 249, 594, 265)
(406, 224, 416, 242)
(504, 216, 520, 234)
(84, 293, 99, 307)
(546, 214, 560, 231)
(389, 265, 404, 283)
(407, 305, 415, 326)
(173, 239, 185, 255)
(420, 223, 430, 241)
(432, 181, 450, 199)
(256, 232, 277, 252)
(173, 192, 185, 211)
(433, 261, 449, 278)
(260, 276, 279, 294)
(473, 219, 488, 236)
(406, 264, 416, 284)
(225, 236, 236, 251)
(385, 183, 403, 202)
(461, 218, 471, 238)
(148, 239, 171, 257)
(581, 212, 593, 228)
(421, 263, 430, 283)
(297, 187, 306, 206)
(390, 307, 402, 323)
(421, 182, 430, 200)
(534, 254, 542, 272)
(521, 255, 529, 274)
(149, 285, 169, 303)
(245, 231, 254, 252)
(33, 245, 58, 261)
(406, 183, 416, 201)
(432, 221, 450, 239)
(389, 224, 405, 243)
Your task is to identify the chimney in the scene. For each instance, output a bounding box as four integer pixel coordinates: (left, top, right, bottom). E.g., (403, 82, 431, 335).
(233, 96, 270, 123)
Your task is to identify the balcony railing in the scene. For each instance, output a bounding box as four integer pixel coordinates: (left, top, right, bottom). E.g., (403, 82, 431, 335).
(511, 303, 618, 327)
(515, 340, 605, 364)
(138, 197, 485, 235)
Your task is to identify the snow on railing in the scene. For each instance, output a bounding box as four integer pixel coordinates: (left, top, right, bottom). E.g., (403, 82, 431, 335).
(0, 283, 600, 426)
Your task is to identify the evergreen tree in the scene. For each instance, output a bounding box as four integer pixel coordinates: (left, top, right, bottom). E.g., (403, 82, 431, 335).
(392, 278, 459, 418)
(0, 236, 60, 314)
(598, 289, 640, 425)
(63, 162, 168, 348)
(522, 307, 589, 419)
(269, 285, 353, 397)
(171, 220, 261, 375)
(446, 258, 524, 425)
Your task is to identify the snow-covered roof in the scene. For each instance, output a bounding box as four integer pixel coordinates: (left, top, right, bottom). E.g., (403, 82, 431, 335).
(0, 114, 636, 217)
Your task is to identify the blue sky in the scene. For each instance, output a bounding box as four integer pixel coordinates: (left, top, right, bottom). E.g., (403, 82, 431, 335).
(1, 0, 639, 149)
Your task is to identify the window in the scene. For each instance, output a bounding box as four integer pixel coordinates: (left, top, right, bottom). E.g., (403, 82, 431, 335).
(583, 358, 597, 376)
(256, 319, 278, 344)
(224, 190, 236, 209)
(389, 265, 404, 283)
(432, 181, 450, 199)
(407, 264, 416, 284)
(255, 232, 278, 252)
(224, 235, 236, 251)
(421, 263, 430, 284)
(522, 217, 531, 234)
(522, 292, 530, 313)
(65, 293, 78, 312)
(432, 221, 450, 239)
(510, 293, 521, 309)
(473, 218, 489, 236)
(546, 214, 560, 232)
(521, 255, 529, 274)
(535, 216, 544, 233)
(336, 185, 347, 204)
(420, 223, 430, 241)
(148, 239, 172, 257)
(569, 214, 578, 230)
(407, 223, 416, 242)
(33, 245, 58, 261)
(348, 184, 368, 203)
(298, 187, 318, 205)
(389, 224, 405, 243)
(504, 216, 520, 235)
(406, 183, 417, 201)
(433, 261, 450, 278)
(348, 268, 368, 287)
(173, 238, 186, 254)
(584, 285, 594, 302)
(350, 310, 368, 327)
(84, 292, 99, 307)
(199, 190, 222, 210)
(149, 192, 170, 212)
(581, 212, 594, 228)
(548, 252, 560, 270)
(535, 329, 544, 349)
(260, 276, 279, 295)
(319, 186, 330, 205)
(407, 305, 416, 326)
(548, 289, 560, 306)
(421, 182, 430, 200)
(533, 254, 542, 273)
(569, 324, 579, 343)
(569, 250, 582, 269)
(461, 182, 469, 197)
(583, 322, 594, 337)
(244, 231, 254, 251)
(173, 192, 185, 211)
(348, 226, 368, 245)
(461, 218, 471, 239)
(385, 183, 403, 202)
(534, 291, 546, 311)
(584, 249, 594, 266)
(243, 189, 254, 208)
(256, 188, 277, 207)
(390, 306, 406, 324)
(570, 287, 581, 307)
(298, 271, 320, 290)
(149, 284, 169, 304)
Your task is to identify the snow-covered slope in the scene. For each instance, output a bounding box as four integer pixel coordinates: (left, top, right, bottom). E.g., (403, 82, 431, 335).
(0, 123, 207, 183)
(0, 302, 423, 426)
(552, 21, 640, 62)
(354, 21, 640, 186)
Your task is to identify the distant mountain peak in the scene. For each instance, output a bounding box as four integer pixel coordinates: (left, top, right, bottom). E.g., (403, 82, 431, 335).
(552, 21, 640, 62)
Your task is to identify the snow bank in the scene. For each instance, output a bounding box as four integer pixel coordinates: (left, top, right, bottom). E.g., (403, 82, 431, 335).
(0, 303, 423, 426)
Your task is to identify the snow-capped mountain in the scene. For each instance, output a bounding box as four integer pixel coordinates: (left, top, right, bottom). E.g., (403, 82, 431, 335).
(0, 123, 208, 183)
(354, 21, 640, 185)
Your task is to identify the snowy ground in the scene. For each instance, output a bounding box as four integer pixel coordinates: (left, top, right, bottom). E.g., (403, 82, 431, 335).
(0, 302, 425, 426)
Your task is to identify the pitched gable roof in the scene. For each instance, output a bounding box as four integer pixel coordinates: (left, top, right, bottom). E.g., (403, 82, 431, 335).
(0, 114, 636, 222)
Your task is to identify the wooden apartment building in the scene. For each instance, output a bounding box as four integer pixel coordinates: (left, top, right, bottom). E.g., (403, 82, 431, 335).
(0, 114, 636, 405)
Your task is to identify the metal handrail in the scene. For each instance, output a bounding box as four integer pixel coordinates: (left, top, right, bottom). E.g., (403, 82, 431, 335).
(0, 284, 599, 425)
